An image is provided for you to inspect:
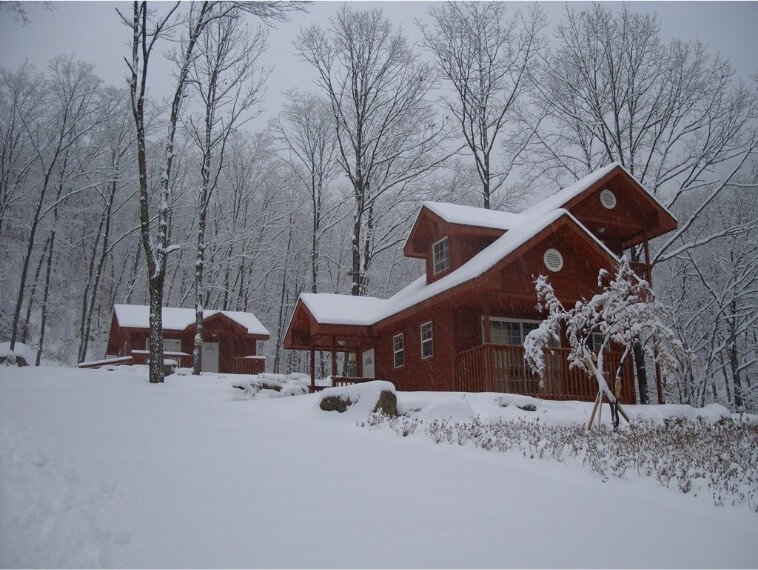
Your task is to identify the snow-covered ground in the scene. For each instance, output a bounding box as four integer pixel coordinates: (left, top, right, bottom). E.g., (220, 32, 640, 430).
(1, 365, 755, 568)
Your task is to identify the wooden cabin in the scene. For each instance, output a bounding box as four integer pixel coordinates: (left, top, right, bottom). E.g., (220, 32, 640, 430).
(283, 163, 678, 403)
(93, 305, 270, 374)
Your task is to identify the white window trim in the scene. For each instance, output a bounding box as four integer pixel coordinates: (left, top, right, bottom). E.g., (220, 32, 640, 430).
(147, 337, 182, 353)
(588, 332, 607, 352)
(420, 321, 433, 359)
(393, 333, 405, 368)
(481, 316, 557, 347)
(432, 236, 450, 275)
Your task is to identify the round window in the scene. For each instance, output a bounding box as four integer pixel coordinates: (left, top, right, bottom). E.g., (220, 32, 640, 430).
(543, 248, 564, 272)
(599, 188, 617, 209)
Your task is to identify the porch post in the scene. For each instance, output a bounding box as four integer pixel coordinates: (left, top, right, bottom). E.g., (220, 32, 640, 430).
(310, 348, 315, 393)
(331, 336, 337, 380)
(642, 231, 652, 286)
(356, 348, 362, 377)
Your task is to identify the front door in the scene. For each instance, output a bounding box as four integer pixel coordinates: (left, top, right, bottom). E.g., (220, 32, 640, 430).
(362, 348, 375, 379)
(202, 342, 219, 373)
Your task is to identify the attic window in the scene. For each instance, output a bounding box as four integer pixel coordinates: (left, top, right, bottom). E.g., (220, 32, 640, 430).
(432, 236, 450, 274)
(599, 188, 617, 209)
(543, 248, 564, 272)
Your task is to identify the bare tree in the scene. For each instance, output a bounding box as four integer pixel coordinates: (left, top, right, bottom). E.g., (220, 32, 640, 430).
(419, 2, 546, 209)
(0, 64, 44, 236)
(296, 6, 451, 296)
(660, 164, 758, 411)
(119, 1, 298, 383)
(271, 90, 341, 294)
(185, 12, 269, 375)
(8, 56, 104, 354)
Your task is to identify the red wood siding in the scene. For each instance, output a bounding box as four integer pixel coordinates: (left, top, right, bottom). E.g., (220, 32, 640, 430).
(373, 306, 456, 391)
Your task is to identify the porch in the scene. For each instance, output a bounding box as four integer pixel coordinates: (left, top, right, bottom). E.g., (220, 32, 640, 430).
(453, 344, 635, 404)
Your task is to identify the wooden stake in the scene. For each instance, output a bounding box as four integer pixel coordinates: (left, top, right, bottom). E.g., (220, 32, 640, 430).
(587, 390, 602, 430)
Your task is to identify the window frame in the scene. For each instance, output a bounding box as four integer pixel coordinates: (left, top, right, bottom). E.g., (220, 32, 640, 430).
(482, 317, 558, 348)
(432, 236, 450, 274)
(420, 321, 433, 359)
(587, 332, 607, 352)
(393, 333, 405, 368)
(147, 337, 182, 353)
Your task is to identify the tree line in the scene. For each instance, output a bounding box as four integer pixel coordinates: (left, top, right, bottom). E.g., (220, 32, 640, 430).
(1, 2, 756, 409)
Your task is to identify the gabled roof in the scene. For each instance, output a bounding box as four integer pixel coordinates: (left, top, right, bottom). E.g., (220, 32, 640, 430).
(113, 304, 269, 337)
(522, 162, 677, 225)
(298, 209, 619, 328)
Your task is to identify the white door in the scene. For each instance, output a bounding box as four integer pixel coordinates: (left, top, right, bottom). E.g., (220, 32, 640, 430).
(362, 348, 375, 379)
(202, 342, 219, 373)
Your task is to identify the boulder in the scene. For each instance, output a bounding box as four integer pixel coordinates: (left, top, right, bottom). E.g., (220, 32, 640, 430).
(318, 380, 398, 417)
(373, 390, 398, 417)
(320, 395, 354, 413)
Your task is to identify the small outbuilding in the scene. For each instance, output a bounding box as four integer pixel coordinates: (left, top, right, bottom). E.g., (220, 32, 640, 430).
(95, 304, 270, 374)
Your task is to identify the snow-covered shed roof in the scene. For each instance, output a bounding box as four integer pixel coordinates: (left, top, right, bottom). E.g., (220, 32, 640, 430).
(113, 304, 269, 336)
(298, 208, 619, 327)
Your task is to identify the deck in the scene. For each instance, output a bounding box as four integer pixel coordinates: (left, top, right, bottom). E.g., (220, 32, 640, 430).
(453, 344, 635, 403)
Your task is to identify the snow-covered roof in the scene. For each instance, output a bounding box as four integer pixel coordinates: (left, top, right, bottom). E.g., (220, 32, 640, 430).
(299, 293, 389, 327)
(522, 162, 675, 221)
(298, 209, 619, 328)
(421, 201, 523, 231)
(113, 305, 269, 336)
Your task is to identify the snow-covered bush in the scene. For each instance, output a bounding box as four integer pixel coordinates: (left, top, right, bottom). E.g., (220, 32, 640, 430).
(361, 412, 758, 510)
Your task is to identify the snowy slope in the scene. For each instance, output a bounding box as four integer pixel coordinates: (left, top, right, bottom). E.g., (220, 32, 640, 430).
(0, 366, 755, 568)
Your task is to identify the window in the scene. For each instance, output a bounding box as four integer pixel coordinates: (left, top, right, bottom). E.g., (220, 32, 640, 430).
(420, 321, 433, 359)
(432, 237, 450, 274)
(146, 338, 182, 353)
(393, 333, 405, 368)
(485, 318, 556, 347)
(587, 332, 606, 352)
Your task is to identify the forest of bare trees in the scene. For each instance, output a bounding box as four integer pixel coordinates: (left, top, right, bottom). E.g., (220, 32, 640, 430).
(1, 3, 755, 409)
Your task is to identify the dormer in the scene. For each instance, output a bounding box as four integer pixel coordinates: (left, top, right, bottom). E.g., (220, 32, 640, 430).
(404, 202, 518, 284)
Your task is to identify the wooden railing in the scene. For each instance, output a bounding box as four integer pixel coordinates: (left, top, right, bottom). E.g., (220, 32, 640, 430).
(630, 261, 652, 284)
(453, 344, 634, 403)
(332, 376, 375, 387)
(233, 356, 266, 375)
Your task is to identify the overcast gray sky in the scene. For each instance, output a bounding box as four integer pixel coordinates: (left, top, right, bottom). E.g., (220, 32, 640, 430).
(2, 1, 757, 130)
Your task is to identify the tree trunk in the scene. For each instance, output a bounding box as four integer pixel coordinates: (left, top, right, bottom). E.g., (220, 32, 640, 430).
(36, 234, 56, 366)
(20, 234, 50, 344)
(633, 339, 650, 404)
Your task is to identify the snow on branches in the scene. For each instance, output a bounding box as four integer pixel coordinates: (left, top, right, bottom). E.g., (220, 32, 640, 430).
(524, 257, 685, 406)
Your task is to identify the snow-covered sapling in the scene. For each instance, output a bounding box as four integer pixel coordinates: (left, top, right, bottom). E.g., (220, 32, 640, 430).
(524, 257, 685, 430)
